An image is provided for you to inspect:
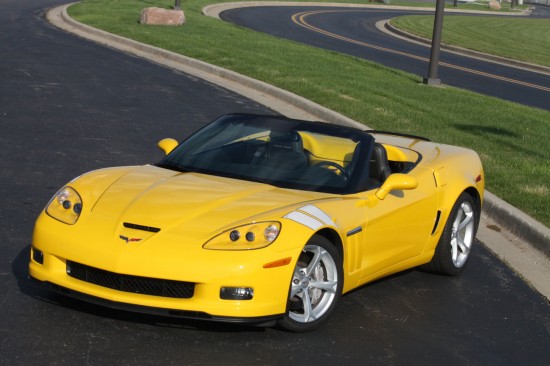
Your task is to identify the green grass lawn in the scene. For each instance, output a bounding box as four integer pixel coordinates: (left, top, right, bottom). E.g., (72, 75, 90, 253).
(391, 15, 550, 67)
(68, 0, 550, 227)
(390, 0, 528, 12)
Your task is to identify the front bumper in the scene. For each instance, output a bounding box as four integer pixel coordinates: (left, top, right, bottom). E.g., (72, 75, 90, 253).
(29, 276, 282, 327)
(29, 243, 295, 320)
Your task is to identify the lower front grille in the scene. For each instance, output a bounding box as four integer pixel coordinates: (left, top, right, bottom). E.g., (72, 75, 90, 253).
(66, 261, 194, 299)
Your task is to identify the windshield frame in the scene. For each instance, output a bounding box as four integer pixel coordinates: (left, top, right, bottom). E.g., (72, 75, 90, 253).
(157, 114, 374, 194)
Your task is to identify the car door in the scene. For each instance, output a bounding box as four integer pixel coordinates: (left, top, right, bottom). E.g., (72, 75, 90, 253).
(357, 166, 438, 282)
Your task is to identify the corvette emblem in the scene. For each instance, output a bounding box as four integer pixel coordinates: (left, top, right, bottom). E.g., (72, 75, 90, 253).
(119, 235, 142, 244)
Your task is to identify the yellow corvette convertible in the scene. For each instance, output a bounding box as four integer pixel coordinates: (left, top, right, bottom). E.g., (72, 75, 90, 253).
(30, 113, 484, 332)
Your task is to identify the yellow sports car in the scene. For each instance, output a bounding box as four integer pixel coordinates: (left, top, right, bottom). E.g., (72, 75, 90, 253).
(30, 113, 484, 332)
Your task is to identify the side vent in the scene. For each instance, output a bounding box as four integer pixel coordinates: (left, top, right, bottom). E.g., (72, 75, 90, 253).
(123, 222, 161, 233)
(431, 210, 442, 235)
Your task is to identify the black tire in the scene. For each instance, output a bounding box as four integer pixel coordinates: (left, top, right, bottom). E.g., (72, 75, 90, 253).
(422, 192, 477, 276)
(277, 235, 343, 332)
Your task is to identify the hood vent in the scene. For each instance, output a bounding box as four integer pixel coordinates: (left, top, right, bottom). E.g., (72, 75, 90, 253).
(123, 222, 161, 233)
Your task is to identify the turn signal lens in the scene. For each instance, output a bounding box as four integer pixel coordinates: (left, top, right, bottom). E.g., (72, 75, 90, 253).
(46, 186, 83, 225)
(203, 222, 281, 250)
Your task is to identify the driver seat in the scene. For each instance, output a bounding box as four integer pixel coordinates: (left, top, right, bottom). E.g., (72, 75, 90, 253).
(369, 143, 392, 185)
(265, 132, 307, 170)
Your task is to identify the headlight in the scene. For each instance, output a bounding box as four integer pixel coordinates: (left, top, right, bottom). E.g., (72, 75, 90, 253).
(45, 186, 83, 225)
(203, 222, 281, 250)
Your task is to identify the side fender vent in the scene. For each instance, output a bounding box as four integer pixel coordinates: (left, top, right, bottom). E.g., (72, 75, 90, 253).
(431, 210, 442, 235)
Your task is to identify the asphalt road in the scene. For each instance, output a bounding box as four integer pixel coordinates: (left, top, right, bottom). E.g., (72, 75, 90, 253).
(220, 5, 550, 111)
(1, 1, 550, 365)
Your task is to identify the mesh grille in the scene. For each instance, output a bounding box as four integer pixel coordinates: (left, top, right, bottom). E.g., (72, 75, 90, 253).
(67, 261, 194, 299)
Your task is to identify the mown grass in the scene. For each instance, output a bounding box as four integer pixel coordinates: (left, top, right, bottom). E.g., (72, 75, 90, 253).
(390, 0, 528, 12)
(392, 15, 550, 67)
(68, 0, 550, 226)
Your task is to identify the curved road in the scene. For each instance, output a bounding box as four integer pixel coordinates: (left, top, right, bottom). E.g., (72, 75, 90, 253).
(1, 1, 550, 364)
(221, 6, 550, 111)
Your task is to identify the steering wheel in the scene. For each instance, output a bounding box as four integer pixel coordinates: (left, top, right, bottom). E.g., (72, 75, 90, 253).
(313, 161, 349, 180)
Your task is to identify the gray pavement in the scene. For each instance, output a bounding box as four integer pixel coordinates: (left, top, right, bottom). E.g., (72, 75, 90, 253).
(50, 3, 550, 301)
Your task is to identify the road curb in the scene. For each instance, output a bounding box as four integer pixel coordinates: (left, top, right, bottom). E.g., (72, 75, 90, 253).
(49, 3, 550, 258)
(483, 191, 550, 257)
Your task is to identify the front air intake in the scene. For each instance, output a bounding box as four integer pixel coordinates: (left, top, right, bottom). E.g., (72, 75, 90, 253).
(66, 261, 194, 299)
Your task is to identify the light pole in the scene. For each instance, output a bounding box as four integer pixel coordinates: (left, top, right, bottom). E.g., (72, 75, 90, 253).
(423, 0, 446, 86)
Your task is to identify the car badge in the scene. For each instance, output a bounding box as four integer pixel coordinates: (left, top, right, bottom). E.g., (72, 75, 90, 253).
(119, 235, 142, 244)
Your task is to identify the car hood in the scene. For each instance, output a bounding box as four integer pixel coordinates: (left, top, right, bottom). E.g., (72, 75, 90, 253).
(87, 165, 330, 239)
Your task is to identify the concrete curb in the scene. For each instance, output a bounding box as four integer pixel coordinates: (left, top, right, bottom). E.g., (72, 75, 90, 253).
(49, 3, 549, 258)
(483, 191, 550, 257)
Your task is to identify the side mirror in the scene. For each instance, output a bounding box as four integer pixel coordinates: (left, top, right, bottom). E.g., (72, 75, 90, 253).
(375, 173, 418, 200)
(157, 138, 179, 155)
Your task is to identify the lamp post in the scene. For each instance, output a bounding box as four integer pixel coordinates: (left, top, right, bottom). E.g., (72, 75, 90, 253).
(423, 0, 446, 86)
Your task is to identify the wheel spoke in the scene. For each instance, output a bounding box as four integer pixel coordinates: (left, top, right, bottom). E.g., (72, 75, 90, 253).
(451, 237, 458, 263)
(290, 282, 301, 299)
(457, 210, 473, 232)
(309, 280, 337, 293)
(457, 237, 470, 256)
(304, 247, 325, 277)
(454, 209, 464, 229)
(300, 289, 314, 321)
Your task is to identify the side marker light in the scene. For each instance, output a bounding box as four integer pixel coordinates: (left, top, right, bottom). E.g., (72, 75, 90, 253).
(263, 257, 292, 269)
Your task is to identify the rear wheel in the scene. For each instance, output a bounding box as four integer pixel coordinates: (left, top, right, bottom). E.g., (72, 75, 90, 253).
(277, 235, 343, 332)
(423, 193, 477, 276)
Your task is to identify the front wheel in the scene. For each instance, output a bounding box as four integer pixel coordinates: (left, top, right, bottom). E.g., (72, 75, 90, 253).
(277, 235, 343, 332)
(423, 192, 477, 276)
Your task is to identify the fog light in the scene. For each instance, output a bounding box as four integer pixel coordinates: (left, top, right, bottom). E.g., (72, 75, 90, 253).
(220, 287, 254, 300)
(32, 247, 44, 265)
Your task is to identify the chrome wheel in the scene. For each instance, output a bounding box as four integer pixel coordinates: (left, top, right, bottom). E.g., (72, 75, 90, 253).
(278, 236, 343, 332)
(289, 244, 339, 323)
(450, 200, 475, 268)
(421, 192, 479, 276)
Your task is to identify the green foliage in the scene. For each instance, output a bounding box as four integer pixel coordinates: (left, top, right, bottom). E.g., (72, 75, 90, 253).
(68, 0, 550, 226)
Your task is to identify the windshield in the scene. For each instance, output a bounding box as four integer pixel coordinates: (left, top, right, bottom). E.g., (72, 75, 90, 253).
(158, 114, 373, 194)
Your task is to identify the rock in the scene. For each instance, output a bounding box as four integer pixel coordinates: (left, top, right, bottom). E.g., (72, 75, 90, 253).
(140, 7, 185, 26)
(488, 0, 501, 10)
